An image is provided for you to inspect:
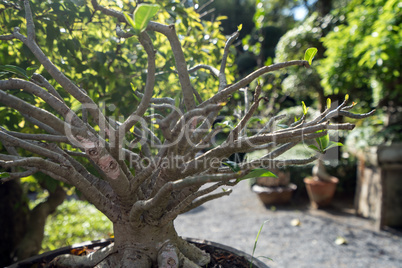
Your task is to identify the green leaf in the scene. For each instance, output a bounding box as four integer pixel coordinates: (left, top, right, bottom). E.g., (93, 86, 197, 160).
(324, 141, 343, 151)
(250, 220, 270, 268)
(237, 169, 276, 183)
(223, 161, 240, 172)
(0, 65, 29, 80)
(130, 83, 140, 101)
(26, 65, 39, 78)
(124, 12, 136, 30)
(304, 47, 318, 65)
(301, 101, 309, 115)
(133, 4, 159, 32)
(308, 144, 321, 152)
(315, 131, 329, 152)
(0, 172, 10, 179)
(345, 94, 349, 101)
(0, 72, 8, 78)
(319, 133, 330, 150)
(237, 24, 243, 31)
(326, 98, 331, 110)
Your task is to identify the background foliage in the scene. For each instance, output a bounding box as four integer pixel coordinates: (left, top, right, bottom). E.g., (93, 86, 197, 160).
(41, 199, 112, 252)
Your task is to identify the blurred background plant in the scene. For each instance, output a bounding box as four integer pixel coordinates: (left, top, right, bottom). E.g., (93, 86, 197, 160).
(39, 199, 112, 252)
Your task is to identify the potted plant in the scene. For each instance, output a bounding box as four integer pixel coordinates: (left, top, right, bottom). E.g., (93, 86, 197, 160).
(302, 98, 347, 208)
(0, 1, 373, 267)
(303, 158, 340, 209)
(251, 168, 297, 206)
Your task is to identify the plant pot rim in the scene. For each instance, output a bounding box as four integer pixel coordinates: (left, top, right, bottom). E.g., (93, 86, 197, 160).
(7, 237, 269, 268)
(184, 237, 269, 268)
(303, 176, 339, 185)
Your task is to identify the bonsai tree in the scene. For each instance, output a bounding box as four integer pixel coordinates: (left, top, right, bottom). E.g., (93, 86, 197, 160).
(0, 1, 373, 267)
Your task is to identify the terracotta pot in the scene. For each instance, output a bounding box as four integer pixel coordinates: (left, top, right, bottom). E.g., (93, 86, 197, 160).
(7, 238, 268, 268)
(304, 176, 339, 208)
(256, 169, 290, 187)
(252, 183, 297, 205)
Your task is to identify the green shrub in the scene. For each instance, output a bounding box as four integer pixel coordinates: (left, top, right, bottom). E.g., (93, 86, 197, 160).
(41, 199, 112, 252)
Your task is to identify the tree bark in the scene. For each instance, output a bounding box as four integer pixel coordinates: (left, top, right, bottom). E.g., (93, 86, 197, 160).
(51, 220, 210, 267)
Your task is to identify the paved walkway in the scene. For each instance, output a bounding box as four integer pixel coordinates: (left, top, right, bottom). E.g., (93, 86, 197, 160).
(175, 181, 402, 268)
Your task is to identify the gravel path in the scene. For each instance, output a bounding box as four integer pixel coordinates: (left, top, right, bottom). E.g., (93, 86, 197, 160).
(175, 181, 402, 268)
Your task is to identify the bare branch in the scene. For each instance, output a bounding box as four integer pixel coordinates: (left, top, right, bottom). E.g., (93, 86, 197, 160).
(91, 0, 126, 21)
(160, 182, 231, 225)
(172, 172, 244, 191)
(338, 109, 376, 120)
(188, 64, 219, 78)
(201, 60, 310, 107)
(0, 79, 83, 127)
(0, 130, 68, 164)
(13, 2, 109, 128)
(130, 182, 174, 224)
(121, 32, 156, 134)
(147, 22, 196, 111)
(182, 188, 232, 214)
(219, 31, 239, 91)
(0, 90, 70, 134)
(0, 127, 69, 143)
(133, 90, 175, 106)
(23, 0, 35, 40)
(21, 113, 60, 135)
(0, 168, 38, 183)
(171, 104, 223, 136)
(244, 156, 318, 170)
(192, 86, 203, 104)
(229, 84, 262, 141)
(0, 34, 15, 40)
(31, 73, 64, 102)
(0, 157, 67, 177)
(257, 114, 287, 134)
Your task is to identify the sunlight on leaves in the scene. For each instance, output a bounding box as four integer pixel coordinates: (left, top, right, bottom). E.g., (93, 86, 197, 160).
(327, 98, 331, 110)
(133, 4, 160, 32)
(304, 47, 318, 65)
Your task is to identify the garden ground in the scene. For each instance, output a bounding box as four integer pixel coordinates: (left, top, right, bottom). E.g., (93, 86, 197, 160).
(175, 180, 402, 268)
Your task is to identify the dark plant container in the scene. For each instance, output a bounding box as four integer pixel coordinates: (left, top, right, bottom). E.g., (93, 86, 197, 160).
(7, 238, 269, 268)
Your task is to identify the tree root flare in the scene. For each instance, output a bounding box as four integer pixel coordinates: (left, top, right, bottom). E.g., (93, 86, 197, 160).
(48, 238, 211, 267)
(49, 243, 115, 268)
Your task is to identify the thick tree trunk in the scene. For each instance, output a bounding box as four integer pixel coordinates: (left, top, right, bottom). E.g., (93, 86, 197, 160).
(14, 185, 67, 261)
(0, 181, 66, 266)
(51, 220, 210, 267)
